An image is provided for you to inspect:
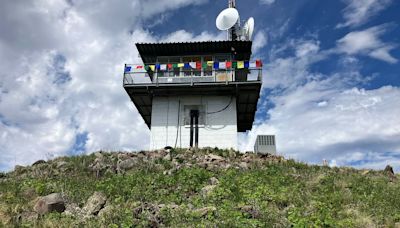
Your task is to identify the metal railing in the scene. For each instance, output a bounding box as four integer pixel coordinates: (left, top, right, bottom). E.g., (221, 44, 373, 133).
(123, 67, 262, 86)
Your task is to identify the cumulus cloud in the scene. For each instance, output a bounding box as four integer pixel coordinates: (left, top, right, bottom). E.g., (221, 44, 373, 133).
(252, 31, 268, 54)
(0, 0, 216, 171)
(337, 0, 392, 28)
(336, 25, 398, 63)
(240, 37, 400, 171)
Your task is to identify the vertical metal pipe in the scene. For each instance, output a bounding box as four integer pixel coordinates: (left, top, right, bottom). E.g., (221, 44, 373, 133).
(190, 111, 194, 148)
(194, 110, 199, 148)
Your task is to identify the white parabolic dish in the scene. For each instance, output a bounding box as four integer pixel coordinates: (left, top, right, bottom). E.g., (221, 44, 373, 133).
(244, 17, 255, 40)
(216, 8, 239, 30)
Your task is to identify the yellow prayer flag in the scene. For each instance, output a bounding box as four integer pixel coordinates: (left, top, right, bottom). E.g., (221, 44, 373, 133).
(237, 61, 244, 69)
(177, 63, 184, 68)
(207, 61, 214, 66)
(149, 65, 155, 71)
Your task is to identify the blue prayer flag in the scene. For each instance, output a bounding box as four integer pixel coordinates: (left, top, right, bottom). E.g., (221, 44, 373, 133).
(155, 64, 161, 70)
(214, 62, 219, 69)
(244, 61, 250, 68)
(124, 66, 132, 73)
(184, 63, 191, 69)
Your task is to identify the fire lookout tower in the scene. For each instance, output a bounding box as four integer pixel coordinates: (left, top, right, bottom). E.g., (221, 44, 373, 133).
(123, 1, 262, 150)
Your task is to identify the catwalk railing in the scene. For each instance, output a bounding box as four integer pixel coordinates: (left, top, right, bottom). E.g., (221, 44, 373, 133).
(123, 66, 263, 86)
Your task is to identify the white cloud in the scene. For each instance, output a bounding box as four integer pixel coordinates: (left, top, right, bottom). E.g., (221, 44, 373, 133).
(252, 31, 268, 54)
(337, 0, 392, 28)
(336, 25, 398, 64)
(260, 0, 276, 5)
(240, 37, 400, 171)
(0, 0, 217, 171)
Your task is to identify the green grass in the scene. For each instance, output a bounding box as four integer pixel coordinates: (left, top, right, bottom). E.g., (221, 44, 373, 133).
(0, 148, 399, 227)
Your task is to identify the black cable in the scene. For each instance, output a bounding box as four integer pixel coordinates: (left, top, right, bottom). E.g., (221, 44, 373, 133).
(174, 100, 180, 148)
(205, 95, 233, 115)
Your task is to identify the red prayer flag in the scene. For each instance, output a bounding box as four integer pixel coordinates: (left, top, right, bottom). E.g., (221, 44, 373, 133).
(136, 65, 143, 69)
(256, 60, 262, 68)
(167, 64, 173, 69)
(226, 61, 232, 68)
(196, 61, 201, 69)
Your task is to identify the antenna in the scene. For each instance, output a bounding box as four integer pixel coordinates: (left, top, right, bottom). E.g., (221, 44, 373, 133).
(216, 8, 239, 31)
(243, 17, 255, 40)
(216, 0, 256, 41)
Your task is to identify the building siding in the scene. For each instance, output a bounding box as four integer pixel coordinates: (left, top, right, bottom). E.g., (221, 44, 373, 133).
(150, 95, 237, 150)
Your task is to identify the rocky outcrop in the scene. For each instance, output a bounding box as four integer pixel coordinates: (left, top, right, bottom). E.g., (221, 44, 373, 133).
(83, 192, 107, 216)
(33, 193, 65, 215)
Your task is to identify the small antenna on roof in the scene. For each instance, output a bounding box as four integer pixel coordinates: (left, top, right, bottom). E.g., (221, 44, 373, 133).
(216, 0, 255, 41)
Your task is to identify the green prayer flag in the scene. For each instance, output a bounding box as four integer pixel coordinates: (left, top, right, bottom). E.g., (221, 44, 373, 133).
(232, 61, 237, 68)
(173, 63, 178, 68)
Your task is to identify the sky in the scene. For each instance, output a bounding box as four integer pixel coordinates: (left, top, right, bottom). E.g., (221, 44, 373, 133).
(0, 0, 399, 172)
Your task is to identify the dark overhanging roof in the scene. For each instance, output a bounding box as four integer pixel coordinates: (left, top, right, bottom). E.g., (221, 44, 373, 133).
(136, 41, 253, 64)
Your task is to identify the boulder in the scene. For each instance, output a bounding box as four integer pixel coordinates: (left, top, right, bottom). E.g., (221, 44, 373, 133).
(34, 193, 66, 215)
(98, 205, 115, 218)
(205, 154, 224, 162)
(117, 158, 137, 172)
(384, 165, 395, 175)
(63, 203, 83, 218)
(238, 162, 249, 170)
(32, 160, 46, 166)
(83, 192, 107, 215)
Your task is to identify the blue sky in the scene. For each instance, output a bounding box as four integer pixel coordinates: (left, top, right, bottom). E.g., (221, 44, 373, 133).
(0, 0, 399, 172)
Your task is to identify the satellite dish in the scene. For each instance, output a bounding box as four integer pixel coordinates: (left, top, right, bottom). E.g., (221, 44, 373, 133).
(216, 8, 239, 31)
(243, 17, 255, 40)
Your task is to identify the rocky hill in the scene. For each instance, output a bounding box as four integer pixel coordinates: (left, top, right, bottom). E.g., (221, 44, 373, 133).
(0, 148, 399, 227)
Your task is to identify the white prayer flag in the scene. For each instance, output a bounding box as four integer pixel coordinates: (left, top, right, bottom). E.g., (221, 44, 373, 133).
(219, 62, 226, 69)
(249, 62, 257, 68)
(160, 64, 167, 71)
(189, 62, 196, 69)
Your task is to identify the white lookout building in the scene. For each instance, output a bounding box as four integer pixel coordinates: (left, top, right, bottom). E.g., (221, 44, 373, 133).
(123, 1, 262, 150)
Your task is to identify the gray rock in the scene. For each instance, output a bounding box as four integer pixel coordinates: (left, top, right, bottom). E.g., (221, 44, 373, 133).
(163, 153, 171, 161)
(32, 160, 46, 166)
(201, 185, 216, 197)
(34, 193, 66, 215)
(238, 162, 249, 170)
(117, 158, 137, 171)
(98, 205, 114, 218)
(63, 203, 83, 218)
(385, 165, 395, 175)
(205, 154, 224, 162)
(83, 192, 107, 215)
(209, 177, 219, 185)
(94, 152, 104, 158)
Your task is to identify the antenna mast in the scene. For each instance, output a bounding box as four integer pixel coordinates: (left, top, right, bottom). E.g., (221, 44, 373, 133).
(228, 0, 239, 41)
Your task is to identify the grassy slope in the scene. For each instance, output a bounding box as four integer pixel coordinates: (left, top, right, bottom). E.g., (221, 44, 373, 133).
(1, 148, 400, 227)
